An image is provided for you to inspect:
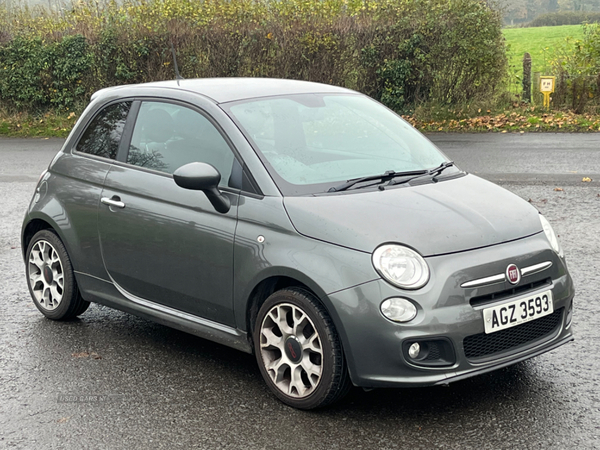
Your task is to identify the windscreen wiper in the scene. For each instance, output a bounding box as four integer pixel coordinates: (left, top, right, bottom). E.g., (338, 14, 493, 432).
(328, 169, 428, 192)
(389, 161, 455, 186)
(427, 161, 455, 177)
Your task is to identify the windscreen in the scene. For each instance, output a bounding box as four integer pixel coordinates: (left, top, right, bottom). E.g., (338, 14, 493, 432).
(225, 93, 449, 195)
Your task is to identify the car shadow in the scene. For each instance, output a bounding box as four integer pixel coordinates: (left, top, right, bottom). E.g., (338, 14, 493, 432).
(24, 302, 567, 420)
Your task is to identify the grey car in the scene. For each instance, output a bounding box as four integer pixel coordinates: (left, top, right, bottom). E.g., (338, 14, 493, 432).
(22, 78, 574, 409)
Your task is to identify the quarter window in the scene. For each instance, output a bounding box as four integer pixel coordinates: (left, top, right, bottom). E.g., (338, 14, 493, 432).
(127, 101, 235, 186)
(76, 102, 131, 159)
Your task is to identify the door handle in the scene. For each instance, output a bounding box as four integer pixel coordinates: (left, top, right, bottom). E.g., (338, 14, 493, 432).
(101, 197, 126, 209)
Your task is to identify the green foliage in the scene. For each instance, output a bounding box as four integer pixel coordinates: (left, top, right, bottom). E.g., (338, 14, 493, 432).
(47, 35, 93, 108)
(548, 23, 600, 112)
(0, 34, 91, 110)
(526, 11, 600, 27)
(0, 37, 46, 109)
(377, 34, 425, 113)
(0, 0, 507, 114)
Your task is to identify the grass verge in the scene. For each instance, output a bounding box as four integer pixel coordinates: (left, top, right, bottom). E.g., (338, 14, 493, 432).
(0, 111, 78, 138)
(1, 105, 599, 139)
(405, 105, 600, 132)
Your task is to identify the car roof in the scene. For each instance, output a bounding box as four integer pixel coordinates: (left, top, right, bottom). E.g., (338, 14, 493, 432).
(93, 78, 354, 104)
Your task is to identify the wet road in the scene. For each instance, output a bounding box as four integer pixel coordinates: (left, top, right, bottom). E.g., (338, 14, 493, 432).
(1, 134, 599, 449)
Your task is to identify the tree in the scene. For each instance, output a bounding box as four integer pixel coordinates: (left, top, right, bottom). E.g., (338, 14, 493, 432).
(504, 0, 529, 24)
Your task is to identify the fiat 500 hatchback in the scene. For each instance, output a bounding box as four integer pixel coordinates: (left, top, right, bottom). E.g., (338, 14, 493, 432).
(22, 78, 574, 409)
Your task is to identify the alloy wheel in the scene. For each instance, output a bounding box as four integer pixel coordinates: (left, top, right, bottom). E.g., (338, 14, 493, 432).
(28, 240, 64, 311)
(259, 303, 323, 398)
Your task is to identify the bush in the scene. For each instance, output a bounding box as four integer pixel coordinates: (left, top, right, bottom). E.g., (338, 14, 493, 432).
(0, 0, 507, 114)
(526, 11, 600, 28)
(549, 24, 600, 113)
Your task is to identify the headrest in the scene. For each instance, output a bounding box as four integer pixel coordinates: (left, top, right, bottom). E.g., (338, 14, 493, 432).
(144, 108, 174, 143)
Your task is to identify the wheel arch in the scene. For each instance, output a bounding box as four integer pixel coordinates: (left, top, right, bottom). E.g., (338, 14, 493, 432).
(245, 276, 310, 339)
(242, 271, 350, 359)
(22, 199, 97, 278)
(22, 216, 67, 261)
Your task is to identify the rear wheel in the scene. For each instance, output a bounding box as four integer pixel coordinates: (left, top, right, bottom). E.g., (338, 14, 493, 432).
(26, 229, 90, 320)
(254, 288, 350, 409)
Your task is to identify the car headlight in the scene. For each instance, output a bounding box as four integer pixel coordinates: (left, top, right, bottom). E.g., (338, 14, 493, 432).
(372, 244, 430, 289)
(540, 214, 563, 256)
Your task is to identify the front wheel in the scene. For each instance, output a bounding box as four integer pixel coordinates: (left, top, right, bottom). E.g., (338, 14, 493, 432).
(25, 229, 90, 320)
(253, 288, 350, 409)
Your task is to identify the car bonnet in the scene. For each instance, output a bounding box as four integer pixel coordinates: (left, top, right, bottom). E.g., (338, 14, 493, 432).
(282, 174, 542, 257)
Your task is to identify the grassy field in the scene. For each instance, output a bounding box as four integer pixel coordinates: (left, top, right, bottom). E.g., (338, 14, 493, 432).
(503, 25, 583, 76)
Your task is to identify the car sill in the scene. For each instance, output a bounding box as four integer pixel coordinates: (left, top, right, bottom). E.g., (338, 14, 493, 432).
(75, 271, 252, 354)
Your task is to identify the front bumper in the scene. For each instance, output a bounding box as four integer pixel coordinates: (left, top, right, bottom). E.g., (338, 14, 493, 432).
(329, 232, 574, 388)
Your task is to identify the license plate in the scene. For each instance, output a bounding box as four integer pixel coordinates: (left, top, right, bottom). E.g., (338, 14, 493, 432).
(483, 289, 554, 334)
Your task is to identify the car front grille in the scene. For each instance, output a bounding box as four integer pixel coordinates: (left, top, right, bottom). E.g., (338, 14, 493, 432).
(469, 278, 552, 308)
(463, 308, 563, 361)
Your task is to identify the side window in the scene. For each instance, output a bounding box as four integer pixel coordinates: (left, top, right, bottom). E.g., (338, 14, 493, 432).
(76, 102, 131, 159)
(127, 101, 235, 186)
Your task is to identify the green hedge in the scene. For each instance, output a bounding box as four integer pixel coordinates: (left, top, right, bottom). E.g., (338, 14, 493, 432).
(0, 35, 92, 109)
(0, 0, 507, 113)
(526, 11, 600, 27)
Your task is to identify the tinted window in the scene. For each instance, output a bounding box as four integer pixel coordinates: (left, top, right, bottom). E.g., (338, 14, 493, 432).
(76, 102, 131, 159)
(127, 101, 234, 186)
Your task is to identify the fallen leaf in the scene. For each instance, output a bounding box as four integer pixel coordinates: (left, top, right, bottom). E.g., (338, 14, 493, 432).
(57, 417, 70, 423)
(554, 187, 564, 192)
(582, 177, 592, 182)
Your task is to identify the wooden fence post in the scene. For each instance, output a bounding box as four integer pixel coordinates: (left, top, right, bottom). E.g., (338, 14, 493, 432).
(522, 53, 532, 103)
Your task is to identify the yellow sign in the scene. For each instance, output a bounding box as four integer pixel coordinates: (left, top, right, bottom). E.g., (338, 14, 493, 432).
(540, 76, 555, 108)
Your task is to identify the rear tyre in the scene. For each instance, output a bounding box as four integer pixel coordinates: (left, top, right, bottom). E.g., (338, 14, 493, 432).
(25, 229, 90, 320)
(254, 288, 351, 409)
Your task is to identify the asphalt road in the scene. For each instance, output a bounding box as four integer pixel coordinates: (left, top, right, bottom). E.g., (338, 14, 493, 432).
(1, 134, 599, 449)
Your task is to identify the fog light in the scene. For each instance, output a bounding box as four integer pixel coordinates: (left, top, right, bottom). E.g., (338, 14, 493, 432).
(408, 342, 420, 359)
(403, 339, 456, 367)
(380, 298, 417, 323)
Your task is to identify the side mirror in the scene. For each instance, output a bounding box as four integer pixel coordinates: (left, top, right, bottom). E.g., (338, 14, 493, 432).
(173, 162, 231, 213)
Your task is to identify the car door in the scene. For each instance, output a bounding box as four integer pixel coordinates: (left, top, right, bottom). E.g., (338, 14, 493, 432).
(56, 100, 133, 280)
(98, 99, 239, 326)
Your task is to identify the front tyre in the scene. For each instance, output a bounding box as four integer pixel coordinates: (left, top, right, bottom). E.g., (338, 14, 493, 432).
(25, 229, 90, 320)
(254, 288, 350, 409)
